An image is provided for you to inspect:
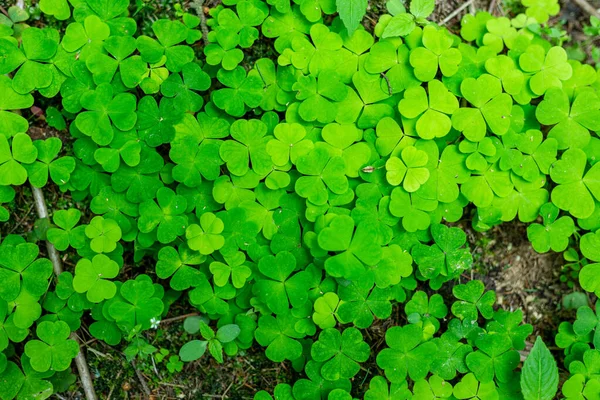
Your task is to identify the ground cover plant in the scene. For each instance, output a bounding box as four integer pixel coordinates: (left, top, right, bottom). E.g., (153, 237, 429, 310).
(1, 0, 600, 398)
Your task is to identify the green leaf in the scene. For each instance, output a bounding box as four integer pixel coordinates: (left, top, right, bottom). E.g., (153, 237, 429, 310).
(24, 321, 79, 373)
(311, 327, 370, 381)
(336, 0, 367, 36)
(520, 336, 559, 400)
(410, 0, 435, 19)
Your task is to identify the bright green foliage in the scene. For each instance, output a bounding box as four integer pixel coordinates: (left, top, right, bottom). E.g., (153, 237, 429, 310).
(1, 0, 597, 396)
(377, 324, 438, 382)
(73, 255, 119, 303)
(521, 336, 559, 400)
(452, 281, 496, 322)
(24, 321, 78, 373)
(185, 212, 225, 255)
(311, 327, 370, 380)
(527, 202, 575, 253)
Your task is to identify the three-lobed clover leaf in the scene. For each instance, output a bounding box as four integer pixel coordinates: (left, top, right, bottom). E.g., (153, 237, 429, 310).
(47, 209, 86, 252)
(376, 324, 438, 383)
(210, 251, 252, 289)
(85, 216, 122, 254)
(451, 74, 512, 141)
(0, 133, 37, 186)
(186, 212, 225, 255)
(398, 79, 459, 139)
(317, 214, 382, 280)
(254, 251, 311, 314)
(550, 148, 600, 219)
(108, 274, 164, 331)
(138, 186, 188, 244)
(156, 245, 204, 290)
(0, 242, 53, 302)
(295, 146, 348, 206)
(519, 45, 572, 96)
(410, 25, 462, 82)
(255, 310, 304, 362)
(412, 223, 473, 282)
(452, 280, 496, 322)
(466, 332, 520, 383)
(73, 254, 119, 303)
(527, 202, 575, 253)
(220, 119, 273, 177)
(385, 146, 430, 192)
(453, 373, 499, 400)
(24, 321, 79, 373)
(536, 87, 600, 150)
(75, 83, 137, 146)
(311, 327, 370, 381)
(212, 66, 264, 117)
(0, 76, 34, 137)
(137, 19, 195, 72)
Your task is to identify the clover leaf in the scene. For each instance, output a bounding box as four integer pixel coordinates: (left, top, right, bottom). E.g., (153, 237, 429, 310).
(453, 373, 499, 400)
(73, 254, 119, 303)
(138, 187, 188, 244)
(317, 215, 382, 279)
(466, 332, 520, 383)
(364, 376, 412, 400)
(85, 216, 122, 254)
(311, 327, 370, 381)
(293, 71, 348, 124)
(62, 15, 110, 61)
(0, 76, 33, 137)
(536, 87, 600, 150)
(40, 0, 71, 20)
(220, 119, 273, 177)
(160, 62, 211, 112)
(452, 280, 495, 322)
(337, 279, 392, 328)
(451, 74, 512, 141)
(376, 324, 438, 382)
(156, 245, 204, 290)
(26, 137, 75, 188)
(108, 274, 164, 330)
(410, 25, 462, 82)
(550, 148, 600, 219)
(295, 147, 348, 206)
(386, 146, 430, 192)
(255, 311, 304, 362)
(75, 83, 137, 146)
(186, 212, 225, 255)
(205, 29, 245, 70)
(527, 202, 575, 253)
(519, 45, 572, 96)
(267, 122, 313, 167)
(254, 251, 311, 314)
(24, 321, 78, 373)
(137, 19, 195, 72)
(0, 242, 53, 302)
(210, 250, 252, 289)
(0, 133, 37, 186)
(212, 66, 264, 117)
(399, 79, 459, 139)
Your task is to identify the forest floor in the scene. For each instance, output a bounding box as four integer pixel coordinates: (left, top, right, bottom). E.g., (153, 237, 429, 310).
(2, 0, 599, 398)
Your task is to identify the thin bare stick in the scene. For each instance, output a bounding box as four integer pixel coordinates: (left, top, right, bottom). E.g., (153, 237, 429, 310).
(488, 0, 498, 14)
(441, 0, 475, 25)
(31, 186, 98, 400)
(190, 0, 210, 46)
(131, 359, 152, 396)
(160, 312, 200, 324)
(572, 0, 600, 20)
